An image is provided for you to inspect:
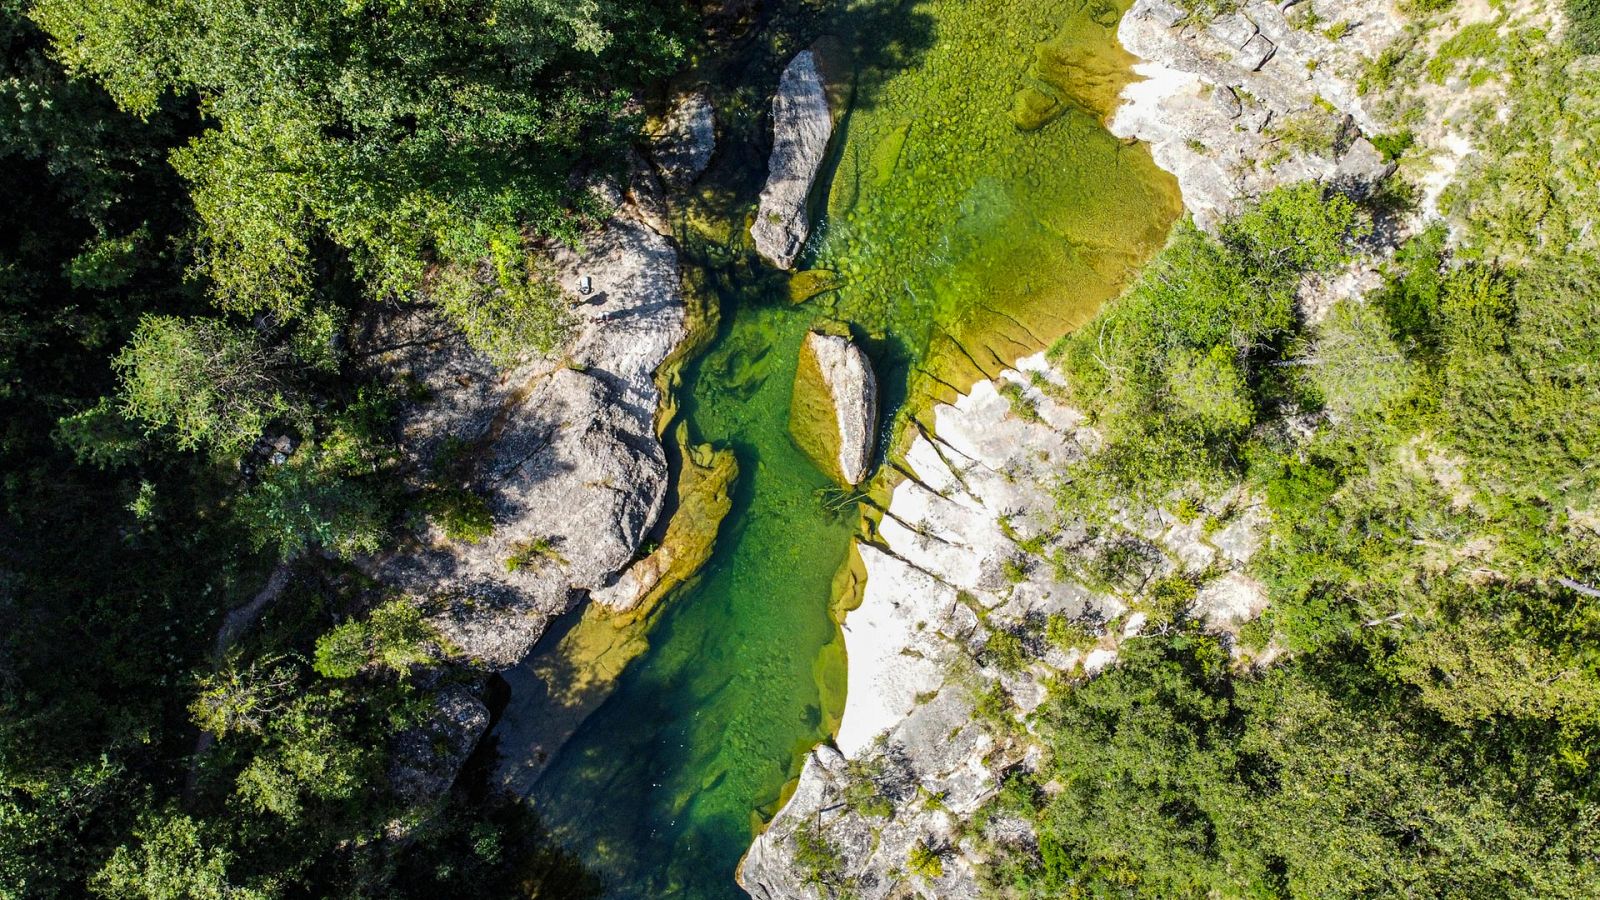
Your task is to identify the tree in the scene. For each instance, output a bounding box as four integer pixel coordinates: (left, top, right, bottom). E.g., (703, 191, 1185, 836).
(33, 0, 687, 356)
(91, 811, 267, 900)
(312, 600, 438, 679)
(114, 315, 296, 454)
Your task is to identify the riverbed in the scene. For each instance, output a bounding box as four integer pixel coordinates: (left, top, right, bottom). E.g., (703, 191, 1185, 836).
(497, 0, 1179, 895)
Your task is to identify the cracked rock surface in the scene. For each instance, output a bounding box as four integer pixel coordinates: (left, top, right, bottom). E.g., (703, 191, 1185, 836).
(740, 355, 1268, 899)
(362, 188, 687, 671)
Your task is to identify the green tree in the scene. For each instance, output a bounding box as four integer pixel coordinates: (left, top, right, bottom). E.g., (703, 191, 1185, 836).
(114, 315, 296, 454)
(313, 600, 438, 679)
(33, 0, 687, 355)
(91, 811, 267, 900)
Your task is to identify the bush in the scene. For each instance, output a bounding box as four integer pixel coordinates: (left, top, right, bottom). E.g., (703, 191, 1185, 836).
(1573, 0, 1600, 53)
(984, 629, 1030, 673)
(907, 841, 944, 879)
(313, 600, 437, 679)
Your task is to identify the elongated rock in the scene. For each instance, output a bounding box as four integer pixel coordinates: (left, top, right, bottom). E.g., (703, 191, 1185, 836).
(789, 331, 877, 486)
(752, 51, 833, 269)
(651, 91, 716, 187)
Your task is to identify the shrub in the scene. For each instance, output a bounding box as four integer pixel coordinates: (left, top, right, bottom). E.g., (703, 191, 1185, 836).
(313, 600, 436, 678)
(907, 841, 944, 879)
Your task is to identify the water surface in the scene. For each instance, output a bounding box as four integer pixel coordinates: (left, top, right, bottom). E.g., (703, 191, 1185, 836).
(507, 0, 1179, 895)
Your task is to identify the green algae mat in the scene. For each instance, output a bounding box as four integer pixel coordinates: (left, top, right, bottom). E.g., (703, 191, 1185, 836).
(511, 0, 1179, 897)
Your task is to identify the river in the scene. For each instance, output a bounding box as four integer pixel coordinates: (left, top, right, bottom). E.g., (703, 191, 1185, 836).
(498, 0, 1179, 895)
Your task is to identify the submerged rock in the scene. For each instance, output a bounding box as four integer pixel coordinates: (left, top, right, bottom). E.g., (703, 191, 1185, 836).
(788, 268, 845, 304)
(752, 51, 834, 269)
(591, 423, 739, 614)
(651, 91, 716, 188)
(788, 331, 877, 486)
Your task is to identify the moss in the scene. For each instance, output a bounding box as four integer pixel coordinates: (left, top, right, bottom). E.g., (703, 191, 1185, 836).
(814, 0, 1180, 426)
(788, 331, 850, 485)
(603, 423, 739, 624)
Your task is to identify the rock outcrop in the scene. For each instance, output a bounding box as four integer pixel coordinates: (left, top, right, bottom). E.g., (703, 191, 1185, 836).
(740, 356, 1268, 899)
(1110, 0, 1403, 229)
(752, 50, 833, 269)
(388, 683, 490, 804)
(789, 331, 877, 486)
(363, 185, 687, 671)
(651, 91, 716, 188)
(591, 423, 739, 613)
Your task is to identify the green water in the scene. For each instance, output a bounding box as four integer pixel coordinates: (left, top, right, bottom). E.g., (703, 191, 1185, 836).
(530, 300, 856, 899)
(517, 0, 1179, 896)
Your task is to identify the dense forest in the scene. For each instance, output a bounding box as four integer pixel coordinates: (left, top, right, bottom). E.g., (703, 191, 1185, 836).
(974, 8, 1600, 897)
(0, 0, 683, 895)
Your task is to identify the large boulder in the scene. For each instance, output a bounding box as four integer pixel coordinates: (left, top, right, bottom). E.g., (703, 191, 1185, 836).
(388, 683, 489, 804)
(752, 51, 833, 269)
(651, 91, 717, 188)
(789, 331, 877, 486)
(362, 193, 688, 670)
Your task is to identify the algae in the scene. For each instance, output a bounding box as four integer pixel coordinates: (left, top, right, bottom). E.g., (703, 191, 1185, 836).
(511, 0, 1180, 897)
(787, 331, 849, 485)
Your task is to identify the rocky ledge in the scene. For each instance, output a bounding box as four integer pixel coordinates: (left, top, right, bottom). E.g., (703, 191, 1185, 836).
(740, 356, 1268, 899)
(752, 50, 834, 269)
(363, 181, 688, 673)
(1110, 0, 1403, 229)
(789, 331, 878, 487)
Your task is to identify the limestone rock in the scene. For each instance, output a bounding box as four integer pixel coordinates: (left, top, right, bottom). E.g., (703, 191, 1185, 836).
(1145, 0, 1188, 27)
(363, 200, 686, 670)
(752, 51, 833, 269)
(651, 91, 716, 188)
(1208, 12, 1259, 49)
(744, 355, 1270, 897)
(789, 331, 877, 486)
(591, 424, 738, 613)
(1112, 0, 1405, 228)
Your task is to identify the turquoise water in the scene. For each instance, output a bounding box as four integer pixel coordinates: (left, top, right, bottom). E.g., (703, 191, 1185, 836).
(529, 297, 856, 899)
(512, 0, 1179, 896)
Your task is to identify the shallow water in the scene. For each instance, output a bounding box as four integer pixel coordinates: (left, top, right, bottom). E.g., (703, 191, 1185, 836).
(509, 0, 1178, 896)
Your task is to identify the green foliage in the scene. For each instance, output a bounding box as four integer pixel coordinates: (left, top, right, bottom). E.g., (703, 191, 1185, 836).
(312, 600, 437, 679)
(1426, 20, 1504, 85)
(793, 824, 848, 891)
(1045, 613, 1099, 654)
(425, 488, 495, 544)
(989, 631, 1600, 898)
(114, 315, 297, 454)
(1053, 183, 1368, 502)
(1572, 0, 1600, 52)
(983, 629, 1030, 673)
(1369, 129, 1415, 161)
(1305, 297, 1414, 419)
(506, 536, 568, 573)
(998, 380, 1042, 423)
(907, 841, 944, 879)
(31, 0, 685, 350)
(1448, 37, 1600, 261)
(91, 811, 268, 900)
(1140, 573, 1199, 624)
(190, 655, 299, 739)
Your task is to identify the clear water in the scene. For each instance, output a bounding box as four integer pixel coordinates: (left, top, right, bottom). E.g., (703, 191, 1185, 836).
(513, 0, 1179, 896)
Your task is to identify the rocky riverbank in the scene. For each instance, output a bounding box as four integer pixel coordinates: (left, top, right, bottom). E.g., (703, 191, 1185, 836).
(738, 354, 1270, 899)
(741, 0, 1525, 893)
